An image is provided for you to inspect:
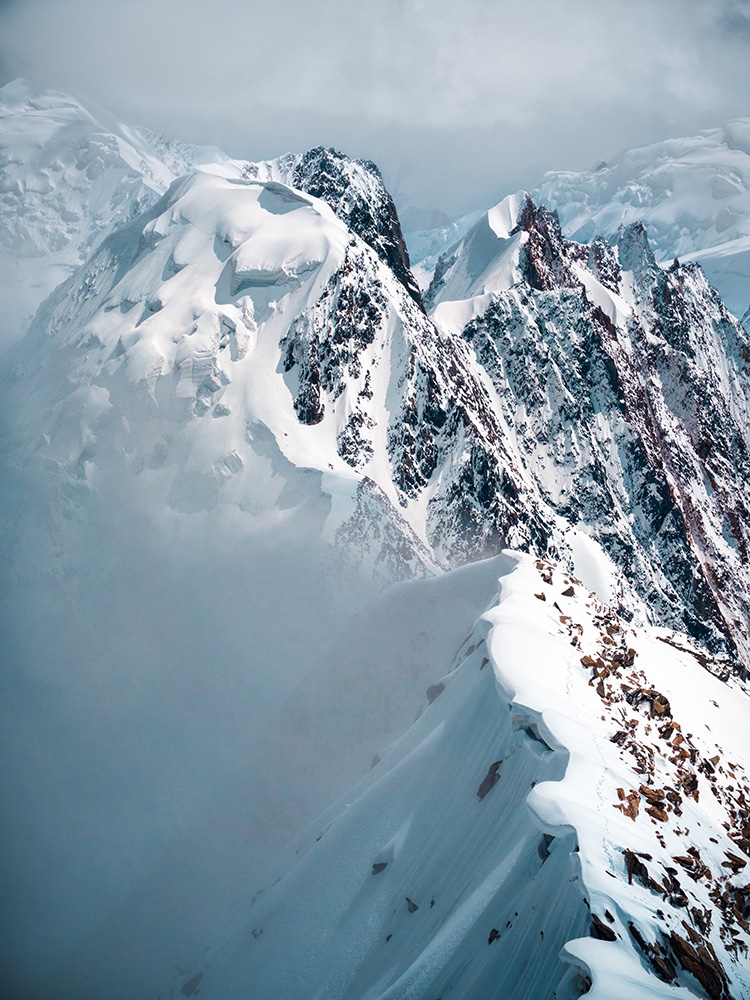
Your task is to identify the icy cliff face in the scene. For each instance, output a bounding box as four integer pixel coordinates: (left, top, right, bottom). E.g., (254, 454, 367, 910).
(171, 554, 750, 1000)
(428, 195, 750, 670)
(532, 120, 750, 326)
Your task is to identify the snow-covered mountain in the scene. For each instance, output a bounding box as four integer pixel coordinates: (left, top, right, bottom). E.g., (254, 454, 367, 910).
(247, 146, 423, 306)
(171, 554, 750, 1000)
(0, 78, 245, 350)
(3, 83, 750, 1000)
(428, 193, 750, 669)
(533, 120, 750, 327)
(0, 79, 425, 354)
(4, 116, 750, 664)
(409, 120, 750, 329)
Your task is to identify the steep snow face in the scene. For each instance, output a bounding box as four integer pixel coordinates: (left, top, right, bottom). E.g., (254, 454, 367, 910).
(424, 192, 528, 310)
(171, 554, 750, 1000)
(404, 208, 484, 291)
(532, 120, 750, 325)
(427, 196, 750, 672)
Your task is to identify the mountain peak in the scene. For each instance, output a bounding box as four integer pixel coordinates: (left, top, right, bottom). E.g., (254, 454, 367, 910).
(288, 146, 423, 308)
(517, 195, 586, 291)
(616, 221, 658, 280)
(532, 121, 750, 326)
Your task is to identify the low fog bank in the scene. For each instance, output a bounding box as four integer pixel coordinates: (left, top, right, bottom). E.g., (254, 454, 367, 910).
(0, 449, 505, 999)
(0, 483, 346, 998)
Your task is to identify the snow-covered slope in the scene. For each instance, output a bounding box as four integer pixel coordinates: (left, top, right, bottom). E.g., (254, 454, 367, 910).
(426, 194, 750, 671)
(170, 553, 750, 1000)
(0, 79, 245, 349)
(5, 167, 750, 670)
(424, 191, 528, 308)
(532, 121, 750, 326)
(404, 208, 484, 291)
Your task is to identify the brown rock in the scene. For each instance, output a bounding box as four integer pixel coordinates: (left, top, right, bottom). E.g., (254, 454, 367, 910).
(652, 694, 671, 716)
(623, 849, 660, 892)
(615, 789, 640, 821)
(639, 784, 665, 805)
(590, 914, 616, 941)
(722, 852, 747, 873)
(669, 931, 730, 1000)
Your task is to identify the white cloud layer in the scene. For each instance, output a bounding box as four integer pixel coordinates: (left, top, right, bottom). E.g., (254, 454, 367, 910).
(1, 0, 749, 217)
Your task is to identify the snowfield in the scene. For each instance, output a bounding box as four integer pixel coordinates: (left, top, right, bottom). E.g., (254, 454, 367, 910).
(531, 119, 750, 329)
(171, 553, 750, 1000)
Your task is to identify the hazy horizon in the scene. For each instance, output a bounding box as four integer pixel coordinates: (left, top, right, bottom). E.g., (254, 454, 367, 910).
(2, 0, 750, 216)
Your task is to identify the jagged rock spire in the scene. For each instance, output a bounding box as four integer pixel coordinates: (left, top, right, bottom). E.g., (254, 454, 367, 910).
(290, 146, 424, 308)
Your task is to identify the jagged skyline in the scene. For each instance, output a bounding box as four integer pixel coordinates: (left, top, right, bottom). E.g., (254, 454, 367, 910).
(2, 0, 750, 214)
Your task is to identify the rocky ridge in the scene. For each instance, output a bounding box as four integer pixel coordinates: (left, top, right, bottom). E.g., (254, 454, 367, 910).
(2, 84, 749, 675)
(532, 119, 750, 327)
(247, 145, 423, 306)
(169, 554, 750, 1000)
(428, 195, 750, 672)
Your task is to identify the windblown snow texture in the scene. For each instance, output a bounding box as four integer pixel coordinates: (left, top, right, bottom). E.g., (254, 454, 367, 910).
(171, 555, 750, 1000)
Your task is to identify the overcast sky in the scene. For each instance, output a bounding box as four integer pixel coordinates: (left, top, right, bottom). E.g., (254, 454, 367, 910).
(2, 0, 750, 216)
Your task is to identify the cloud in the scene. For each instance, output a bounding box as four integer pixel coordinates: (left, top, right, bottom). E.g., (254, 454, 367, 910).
(1, 0, 749, 212)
